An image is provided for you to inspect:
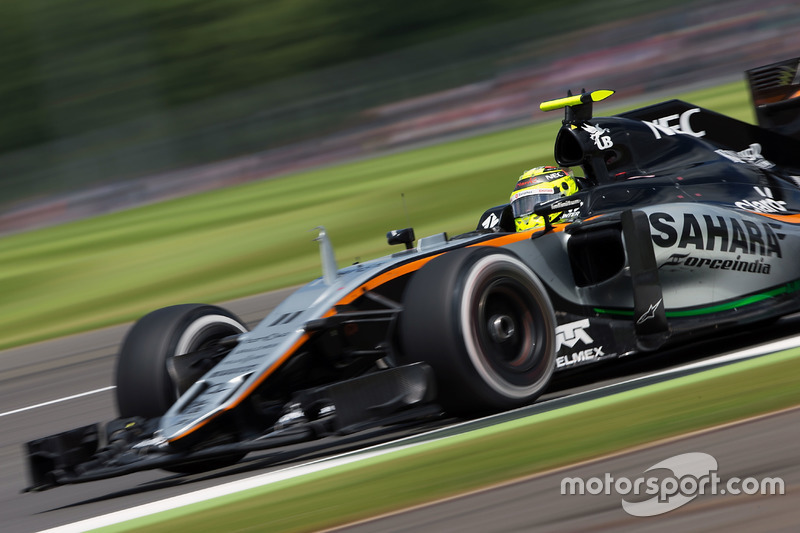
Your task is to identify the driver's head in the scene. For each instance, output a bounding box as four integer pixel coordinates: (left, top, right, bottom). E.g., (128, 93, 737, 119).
(510, 166, 578, 231)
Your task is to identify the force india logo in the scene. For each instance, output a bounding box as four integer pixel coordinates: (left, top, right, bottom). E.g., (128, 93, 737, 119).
(650, 212, 784, 274)
(661, 253, 772, 274)
(555, 319, 606, 369)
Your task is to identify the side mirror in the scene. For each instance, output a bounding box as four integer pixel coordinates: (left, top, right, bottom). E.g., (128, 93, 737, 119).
(387, 228, 415, 250)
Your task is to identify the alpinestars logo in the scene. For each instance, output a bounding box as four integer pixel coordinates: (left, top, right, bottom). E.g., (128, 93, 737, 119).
(481, 212, 500, 229)
(637, 299, 662, 325)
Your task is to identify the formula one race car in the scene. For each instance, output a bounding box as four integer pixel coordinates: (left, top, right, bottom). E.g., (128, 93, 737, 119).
(25, 57, 800, 490)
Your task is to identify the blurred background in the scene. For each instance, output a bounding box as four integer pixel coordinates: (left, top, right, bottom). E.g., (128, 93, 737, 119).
(0, 0, 798, 235)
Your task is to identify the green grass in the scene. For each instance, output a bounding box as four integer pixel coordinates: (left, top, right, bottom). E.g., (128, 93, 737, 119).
(98, 346, 800, 533)
(0, 81, 754, 349)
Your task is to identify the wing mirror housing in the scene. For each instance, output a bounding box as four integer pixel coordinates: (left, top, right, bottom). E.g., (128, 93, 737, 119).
(387, 228, 415, 250)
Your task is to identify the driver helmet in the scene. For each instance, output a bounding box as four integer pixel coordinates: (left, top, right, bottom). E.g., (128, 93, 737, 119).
(510, 166, 579, 231)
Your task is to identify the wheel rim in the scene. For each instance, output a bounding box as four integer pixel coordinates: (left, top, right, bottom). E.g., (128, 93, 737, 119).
(460, 255, 555, 399)
(477, 280, 538, 372)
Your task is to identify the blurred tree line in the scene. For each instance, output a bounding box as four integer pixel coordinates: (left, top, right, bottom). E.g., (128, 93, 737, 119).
(0, 0, 677, 154)
(0, 0, 551, 153)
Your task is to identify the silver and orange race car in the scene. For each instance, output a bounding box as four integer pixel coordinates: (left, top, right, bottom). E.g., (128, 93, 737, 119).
(25, 57, 800, 490)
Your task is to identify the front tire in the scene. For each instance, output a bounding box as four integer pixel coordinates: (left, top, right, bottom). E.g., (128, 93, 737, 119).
(115, 304, 248, 418)
(115, 304, 249, 473)
(400, 248, 556, 415)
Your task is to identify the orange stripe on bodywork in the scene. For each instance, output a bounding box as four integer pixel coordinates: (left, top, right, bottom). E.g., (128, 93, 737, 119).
(168, 333, 310, 442)
(336, 227, 566, 305)
(749, 211, 800, 224)
(168, 257, 442, 442)
(169, 228, 564, 443)
(333, 254, 444, 306)
(467, 224, 567, 248)
(468, 230, 538, 247)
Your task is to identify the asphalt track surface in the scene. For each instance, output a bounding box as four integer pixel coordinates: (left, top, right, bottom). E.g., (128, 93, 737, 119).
(333, 407, 800, 533)
(1, 288, 799, 532)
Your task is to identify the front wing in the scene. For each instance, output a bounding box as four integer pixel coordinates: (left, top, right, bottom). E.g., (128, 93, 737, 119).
(25, 363, 438, 491)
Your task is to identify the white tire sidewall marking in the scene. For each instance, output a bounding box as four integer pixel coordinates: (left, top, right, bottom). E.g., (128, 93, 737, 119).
(459, 254, 555, 399)
(176, 314, 247, 356)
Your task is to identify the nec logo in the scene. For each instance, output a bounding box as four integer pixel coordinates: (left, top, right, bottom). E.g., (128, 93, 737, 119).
(555, 319, 594, 351)
(644, 108, 705, 140)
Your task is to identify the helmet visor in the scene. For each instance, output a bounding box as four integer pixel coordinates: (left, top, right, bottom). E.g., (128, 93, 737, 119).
(510, 188, 557, 218)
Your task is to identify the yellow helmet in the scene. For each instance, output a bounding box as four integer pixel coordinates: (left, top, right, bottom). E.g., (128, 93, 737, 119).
(510, 166, 579, 231)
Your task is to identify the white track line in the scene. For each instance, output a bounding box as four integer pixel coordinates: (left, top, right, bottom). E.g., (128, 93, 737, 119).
(35, 335, 800, 533)
(10, 335, 793, 421)
(0, 386, 115, 418)
(37, 444, 421, 533)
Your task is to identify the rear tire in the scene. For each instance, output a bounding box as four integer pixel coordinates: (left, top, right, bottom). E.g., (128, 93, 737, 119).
(400, 248, 556, 415)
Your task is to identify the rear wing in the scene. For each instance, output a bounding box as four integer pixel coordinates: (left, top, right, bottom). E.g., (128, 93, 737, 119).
(747, 57, 800, 140)
(617, 98, 800, 171)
